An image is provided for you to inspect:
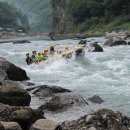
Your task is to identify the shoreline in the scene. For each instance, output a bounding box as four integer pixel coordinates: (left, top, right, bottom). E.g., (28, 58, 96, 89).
(0, 35, 52, 44)
(0, 32, 105, 44)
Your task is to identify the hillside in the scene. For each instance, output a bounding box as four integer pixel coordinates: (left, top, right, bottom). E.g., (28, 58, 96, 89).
(52, 0, 130, 34)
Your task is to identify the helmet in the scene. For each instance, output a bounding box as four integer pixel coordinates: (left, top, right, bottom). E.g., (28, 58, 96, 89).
(26, 53, 29, 56)
(44, 49, 48, 53)
(65, 46, 69, 49)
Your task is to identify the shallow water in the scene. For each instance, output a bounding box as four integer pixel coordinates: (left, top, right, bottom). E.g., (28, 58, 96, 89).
(0, 37, 130, 119)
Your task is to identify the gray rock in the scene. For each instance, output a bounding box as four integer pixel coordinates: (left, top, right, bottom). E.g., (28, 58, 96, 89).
(0, 80, 31, 106)
(39, 94, 88, 112)
(11, 108, 44, 130)
(89, 42, 103, 52)
(88, 95, 104, 104)
(104, 37, 127, 46)
(0, 57, 29, 81)
(30, 119, 61, 130)
(21, 81, 35, 86)
(1, 121, 22, 130)
(0, 69, 8, 83)
(61, 109, 130, 130)
(0, 103, 44, 130)
(13, 40, 31, 44)
(33, 85, 71, 97)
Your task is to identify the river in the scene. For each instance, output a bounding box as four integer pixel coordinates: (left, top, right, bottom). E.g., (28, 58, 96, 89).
(0, 37, 130, 120)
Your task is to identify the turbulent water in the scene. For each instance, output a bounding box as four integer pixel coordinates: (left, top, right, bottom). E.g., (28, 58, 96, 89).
(0, 37, 130, 120)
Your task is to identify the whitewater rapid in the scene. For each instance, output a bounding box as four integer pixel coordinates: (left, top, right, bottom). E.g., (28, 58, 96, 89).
(0, 37, 130, 118)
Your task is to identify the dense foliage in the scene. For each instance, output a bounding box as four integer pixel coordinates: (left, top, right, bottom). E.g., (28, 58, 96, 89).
(0, 1, 30, 32)
(66, 0, 130, 32)
(0, 2, 17, 26)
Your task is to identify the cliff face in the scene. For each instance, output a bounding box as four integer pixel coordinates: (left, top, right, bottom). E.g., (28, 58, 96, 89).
(52, 0, 72, 34)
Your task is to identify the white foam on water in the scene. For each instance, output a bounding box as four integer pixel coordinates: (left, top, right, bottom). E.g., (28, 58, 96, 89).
(0, 37, 130, 118)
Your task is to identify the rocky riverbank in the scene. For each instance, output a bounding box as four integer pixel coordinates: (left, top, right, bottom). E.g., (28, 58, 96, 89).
(0, 57, 130, 130)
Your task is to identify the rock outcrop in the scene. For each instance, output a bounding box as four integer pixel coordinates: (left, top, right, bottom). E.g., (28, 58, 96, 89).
(39, 94, 88, 112)
(61, 109, 130, 130)
(0, 80, 31, 106)
(104, 37, 127, 46)
(32, 85, 71, 97)
(52, 0, 72, 34)
(0, 57, 29, 81)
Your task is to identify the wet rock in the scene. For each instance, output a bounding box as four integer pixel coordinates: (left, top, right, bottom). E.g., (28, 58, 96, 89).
(0, 81, 2, 85)
(11, 108, 44, 130)
(39, 94, 88, 112)
(0, 80, 31, 106)
(61, 109, 130, 130)
(33, 85, 71, 97)
(13, 40, 31, 44)
(127, 41, 130, 45)
(1, 121, 22, 130)
(0, 122, 5, 130)
(0, 103, 20, 121)
(0, 103, 44, 130)
(89, 42, 103, 52)
(21, 81, 35, 86)
(0, 57, 29, 81)
(104, 37, 127, 46)
(30, 119, 62, 130)
(0, 69, 8, 83)
(88, 95, 104, 104)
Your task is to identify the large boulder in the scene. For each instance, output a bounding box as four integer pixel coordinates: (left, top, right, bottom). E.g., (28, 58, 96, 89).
(1, 121, 22, 130)
(0, 57, 29, 81)
(61, 109, 130, 130)
(89, 42, 103, 52)
(32, 85, 71, 97)
(39, 94, 88, 112)
(0, 103, 20, 121)
(11, 108, 44, 130)
(0, 103, 44, 130)
(0, 80, 31, 106)
(30, 119, 62, 130)
(104, 37, 127, 46)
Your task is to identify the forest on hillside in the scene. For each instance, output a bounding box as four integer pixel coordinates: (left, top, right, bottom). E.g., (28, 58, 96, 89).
(65, 0, 130, 33)
(0, 1, 30, 32)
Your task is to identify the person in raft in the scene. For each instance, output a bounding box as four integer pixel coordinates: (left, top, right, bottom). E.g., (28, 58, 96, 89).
(26, 53, 33, 65)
